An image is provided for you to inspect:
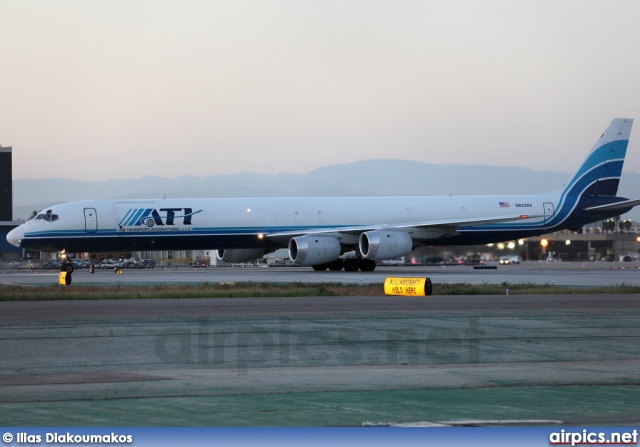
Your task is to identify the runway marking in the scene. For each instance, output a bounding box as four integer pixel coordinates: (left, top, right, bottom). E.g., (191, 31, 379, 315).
(2, 307, 640, 320)
(0, 372, 168, 387)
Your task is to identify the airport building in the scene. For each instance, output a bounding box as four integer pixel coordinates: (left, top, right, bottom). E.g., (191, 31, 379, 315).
(0, 146, 11, 221)
(139, 229, 640, 266)
(411, 226, 640, 265)
(0, 146, 23, 261)
(525, 231, 640, 262)
(10, 231, 640, 267)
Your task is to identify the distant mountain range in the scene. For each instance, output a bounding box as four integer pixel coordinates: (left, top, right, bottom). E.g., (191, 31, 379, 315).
(12, 159, 640, 222)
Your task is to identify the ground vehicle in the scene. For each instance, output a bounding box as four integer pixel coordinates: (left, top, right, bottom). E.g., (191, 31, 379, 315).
(43, 260, 62, 269)
(500, 255, 522, 265)
(142, 259, 155, 269)
(464, 254, 483, 265)
(98, 260, 119, 269)
(620, 253, 640, 262)
(71, 259, 89, 269)
(193, 260, 209, 268)
(381, 257, 404, 266)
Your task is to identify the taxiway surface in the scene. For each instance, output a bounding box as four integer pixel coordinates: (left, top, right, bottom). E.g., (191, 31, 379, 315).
(1, 261, 640, 287)
(2, 286, 640, 425)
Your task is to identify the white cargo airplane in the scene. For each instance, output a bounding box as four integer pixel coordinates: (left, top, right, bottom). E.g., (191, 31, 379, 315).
(7, 118, 640, 272)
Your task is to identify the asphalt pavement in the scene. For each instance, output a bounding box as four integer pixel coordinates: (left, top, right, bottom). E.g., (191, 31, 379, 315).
(1, 282, 640, 426)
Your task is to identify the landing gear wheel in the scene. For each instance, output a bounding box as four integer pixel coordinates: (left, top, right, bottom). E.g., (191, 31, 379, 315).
(328, 259, 344, 271)
(344, 259, 360, 272)
(312, 263, 329, 271)
(360, 259, 376, 272)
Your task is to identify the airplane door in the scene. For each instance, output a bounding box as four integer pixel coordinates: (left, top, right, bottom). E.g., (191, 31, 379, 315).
(84, 208, 98, 233)
(543, 202, 555, 225)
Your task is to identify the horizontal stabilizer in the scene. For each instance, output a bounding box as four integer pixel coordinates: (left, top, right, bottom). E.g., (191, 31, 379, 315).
(584, 199, 640, 213)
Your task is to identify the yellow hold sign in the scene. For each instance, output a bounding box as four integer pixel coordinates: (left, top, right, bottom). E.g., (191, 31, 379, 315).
(384, 277, 432, 296)
(58, 272, 72, 286)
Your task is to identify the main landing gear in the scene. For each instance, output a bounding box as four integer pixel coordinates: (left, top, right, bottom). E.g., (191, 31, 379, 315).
(312, 258, 376, 272)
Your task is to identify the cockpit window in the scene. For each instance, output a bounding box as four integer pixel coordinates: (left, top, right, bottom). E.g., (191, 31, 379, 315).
(32, 210, 58, 222)
(42, 210, 59, 222)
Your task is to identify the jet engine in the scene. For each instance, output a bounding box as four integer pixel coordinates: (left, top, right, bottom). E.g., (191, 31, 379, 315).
(216, 249, 269, 263)
(288, 236, 341, 266)
(359, 230, 413, 261)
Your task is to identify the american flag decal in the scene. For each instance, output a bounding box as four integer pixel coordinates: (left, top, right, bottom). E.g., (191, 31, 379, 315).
(499, 202, 510, 208)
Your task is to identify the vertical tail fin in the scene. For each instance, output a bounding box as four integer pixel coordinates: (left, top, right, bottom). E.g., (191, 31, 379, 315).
(564, 118, 633, 198)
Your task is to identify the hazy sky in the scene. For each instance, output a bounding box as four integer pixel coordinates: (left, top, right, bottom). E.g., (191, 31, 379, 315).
(2, 1, 640, 182)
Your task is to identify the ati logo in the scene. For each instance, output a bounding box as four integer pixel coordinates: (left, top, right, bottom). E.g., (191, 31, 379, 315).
(119, 208, 203, 228)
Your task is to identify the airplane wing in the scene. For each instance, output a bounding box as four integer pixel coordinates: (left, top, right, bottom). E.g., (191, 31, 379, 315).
(583, 199, 640, 213)
(266, 213, 538, 245)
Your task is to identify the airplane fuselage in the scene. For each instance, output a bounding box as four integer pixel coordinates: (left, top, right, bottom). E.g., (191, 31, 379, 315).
(8, 192, 625, 253)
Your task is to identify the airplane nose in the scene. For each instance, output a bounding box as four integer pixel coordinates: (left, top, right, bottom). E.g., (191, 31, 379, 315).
(7, 225, 24, 248)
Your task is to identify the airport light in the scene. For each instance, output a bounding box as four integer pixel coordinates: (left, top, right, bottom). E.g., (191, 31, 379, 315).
(565, 240, 571, 245)
(540, 238, 548, 254)
(507, 241, 516, 250)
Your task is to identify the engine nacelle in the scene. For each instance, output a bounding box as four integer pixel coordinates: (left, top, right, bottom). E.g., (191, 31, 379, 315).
(288, 236, 341, 266)
(216, 249, 268, 263)
(359, 230, 413, 261)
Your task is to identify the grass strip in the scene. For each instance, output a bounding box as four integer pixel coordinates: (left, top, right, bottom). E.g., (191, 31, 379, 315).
(1, 281, 640, 301)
